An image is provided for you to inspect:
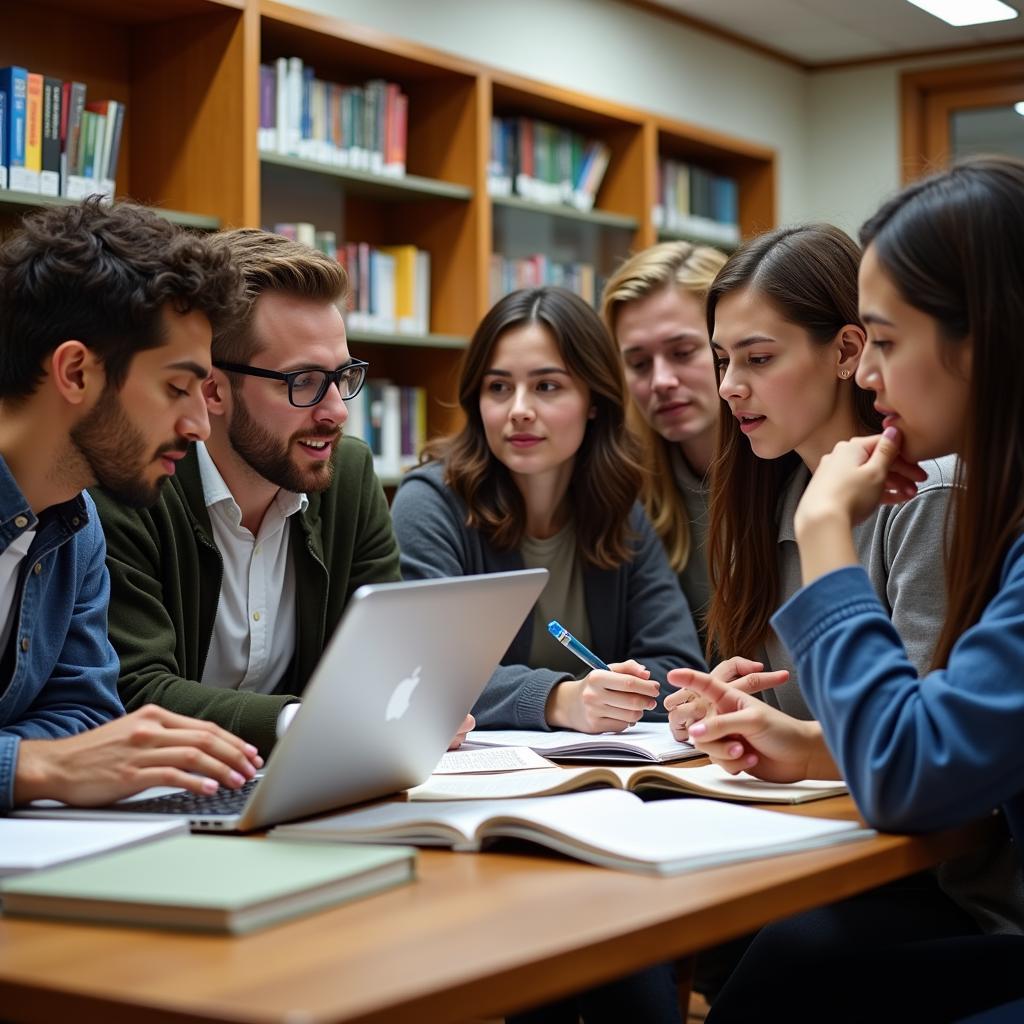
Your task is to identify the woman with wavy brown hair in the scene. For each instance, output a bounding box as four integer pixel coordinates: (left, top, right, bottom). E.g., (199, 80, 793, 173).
(671, 155, 1024, 1024)
(391, 286, 703, 736)
(668, 224, 955, 732)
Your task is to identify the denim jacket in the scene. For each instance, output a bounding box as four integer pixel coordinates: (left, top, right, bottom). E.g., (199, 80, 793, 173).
(0, 457, 121, 811)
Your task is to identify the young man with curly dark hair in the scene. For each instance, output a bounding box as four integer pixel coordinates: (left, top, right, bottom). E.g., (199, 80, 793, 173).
(0, 198, 261, 811)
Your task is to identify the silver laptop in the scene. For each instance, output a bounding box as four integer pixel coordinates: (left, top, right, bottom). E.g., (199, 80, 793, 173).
(17, 569, 548, 832)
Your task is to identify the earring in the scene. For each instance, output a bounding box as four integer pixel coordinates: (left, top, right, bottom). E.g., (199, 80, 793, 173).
(839, 369, 851, 379)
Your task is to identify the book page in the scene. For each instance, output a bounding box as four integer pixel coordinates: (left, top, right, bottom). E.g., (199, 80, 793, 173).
(0, 819, 187, 877)
(409, 766, 606, 801)
(487, 791, 868, 872)
(466, 723, 695, 761)
(617, 764, 848, 803)
(432, 747, 556, 775)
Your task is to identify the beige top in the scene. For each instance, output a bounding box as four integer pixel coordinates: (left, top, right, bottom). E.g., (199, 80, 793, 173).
(520, 522, 592, 678)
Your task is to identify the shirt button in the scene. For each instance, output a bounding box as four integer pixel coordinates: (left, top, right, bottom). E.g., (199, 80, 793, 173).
(20, 637, 29, 653)
(252, 611, 261, 622)
(14, 516, 28, 528)
(33, 563, 42, 575)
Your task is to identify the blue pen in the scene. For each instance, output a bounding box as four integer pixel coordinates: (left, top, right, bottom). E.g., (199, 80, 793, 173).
(547, 620, 609, 672)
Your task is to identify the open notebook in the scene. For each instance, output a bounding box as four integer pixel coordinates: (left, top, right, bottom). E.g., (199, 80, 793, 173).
(409, 763, 848, 803)
(465, 722, 698, 763)
(269, 789, 872, 877)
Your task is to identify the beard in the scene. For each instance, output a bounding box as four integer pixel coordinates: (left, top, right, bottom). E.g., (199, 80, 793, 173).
(70, 386, 186, 508)
(228, 390, 339, 494)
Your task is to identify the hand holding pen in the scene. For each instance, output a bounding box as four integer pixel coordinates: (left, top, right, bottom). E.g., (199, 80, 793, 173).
(544, 620, 661, 733)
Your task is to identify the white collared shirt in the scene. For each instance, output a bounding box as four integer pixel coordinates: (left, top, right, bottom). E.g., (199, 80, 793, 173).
(0, 528, 36, 663)
(196, 442, 308, 695)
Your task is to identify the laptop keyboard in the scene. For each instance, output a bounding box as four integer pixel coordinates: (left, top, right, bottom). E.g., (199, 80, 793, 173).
(116, 778, 259, 816)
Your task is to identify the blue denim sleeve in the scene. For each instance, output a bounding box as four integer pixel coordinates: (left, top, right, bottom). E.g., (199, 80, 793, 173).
(0, 510, 122, 811)
(29, 511, 123, 730)
(771, 540, 1024, 834)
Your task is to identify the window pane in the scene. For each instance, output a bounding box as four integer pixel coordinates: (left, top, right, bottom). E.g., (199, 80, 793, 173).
(950, 105, 1024, 161)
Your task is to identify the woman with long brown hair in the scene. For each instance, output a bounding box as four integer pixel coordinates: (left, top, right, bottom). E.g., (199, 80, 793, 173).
(679, 158, 1024, 1021)
(670, 224, 954, 731)
(392, 286, 703, 735)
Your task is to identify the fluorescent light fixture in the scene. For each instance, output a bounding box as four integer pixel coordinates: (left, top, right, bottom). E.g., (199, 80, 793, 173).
(906, 0, 1018, 25)
(1015, 101, 1024, 116)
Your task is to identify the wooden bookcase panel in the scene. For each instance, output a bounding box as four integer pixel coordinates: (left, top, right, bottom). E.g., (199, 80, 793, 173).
(349, 345, 466, 444)
(655, 116, 775, 243)
(1, 0, 247, 226)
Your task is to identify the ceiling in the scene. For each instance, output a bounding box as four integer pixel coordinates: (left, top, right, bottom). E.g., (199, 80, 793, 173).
(640, 0, 1024, 66)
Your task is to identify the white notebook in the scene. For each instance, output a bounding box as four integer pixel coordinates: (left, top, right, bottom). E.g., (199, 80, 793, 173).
(465, 722, 698, 763)
(409, 763, 848, 804)
(270, 789, 872, 877)
(0, 818, 188, 878)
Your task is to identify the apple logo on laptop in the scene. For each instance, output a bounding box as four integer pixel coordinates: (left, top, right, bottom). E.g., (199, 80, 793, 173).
(386, 665, 422, 721)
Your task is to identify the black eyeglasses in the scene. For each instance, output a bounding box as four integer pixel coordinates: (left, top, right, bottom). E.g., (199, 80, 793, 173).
(213, 359, 370, 407)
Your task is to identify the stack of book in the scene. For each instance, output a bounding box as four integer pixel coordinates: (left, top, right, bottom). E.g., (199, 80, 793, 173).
(259, 58, 407, 177)
(489, 253, 598, 308)
(488, 116, 611, 212)
(0, 823, 416, 934)
(0, 67, 124, 199)
(346, 380, 428, 481)
(653, 157, 740, 247)
(271, 223, 432, 338)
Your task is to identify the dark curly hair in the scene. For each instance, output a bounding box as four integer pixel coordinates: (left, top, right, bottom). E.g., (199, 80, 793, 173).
(0, 197, 244, 400)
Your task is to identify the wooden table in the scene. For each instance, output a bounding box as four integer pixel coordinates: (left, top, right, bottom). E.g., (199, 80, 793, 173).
(0, 796, 997, 1024)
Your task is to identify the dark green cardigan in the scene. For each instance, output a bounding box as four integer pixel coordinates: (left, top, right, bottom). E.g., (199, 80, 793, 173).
(91, 438, 400, 756)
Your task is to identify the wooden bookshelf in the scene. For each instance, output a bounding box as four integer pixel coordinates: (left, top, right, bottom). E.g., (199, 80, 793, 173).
(0, 0, 251, 229)
(0, 190, 221, 230)
(3, 0, 776, 449)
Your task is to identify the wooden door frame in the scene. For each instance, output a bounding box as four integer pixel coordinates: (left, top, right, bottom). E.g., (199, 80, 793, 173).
(902, 57, 1024, 182)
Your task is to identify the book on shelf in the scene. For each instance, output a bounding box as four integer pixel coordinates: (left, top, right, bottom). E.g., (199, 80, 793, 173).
(409, 762, 848, 803)
(488, 116, 611, 212)
(465, 722, 700, 764)
(652, 157, 740, 247)
(268, 226, 432, 337)
(341, 240, 431, 336)
(0, 66, 29, 192)
(0, 835, 417, 934)
(0, 85, 7, 190)
(269, 789, 872, 877)
(0, 818, 187, 879)
(489, 253, 597, 308)
(260, 57, 407, 177)
(346, 379, 426, 479)
(0, 64, 122, 200)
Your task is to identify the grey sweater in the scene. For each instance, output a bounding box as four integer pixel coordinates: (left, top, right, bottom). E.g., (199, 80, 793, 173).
(391, 461, 705, 729)
(761, 456, 956, 719)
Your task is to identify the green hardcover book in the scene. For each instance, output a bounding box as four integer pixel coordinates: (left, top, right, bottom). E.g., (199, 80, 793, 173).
(0, 834, 416, 935)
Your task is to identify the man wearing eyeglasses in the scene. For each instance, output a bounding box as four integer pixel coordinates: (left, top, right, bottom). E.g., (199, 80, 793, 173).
(92, 229, 472, 757)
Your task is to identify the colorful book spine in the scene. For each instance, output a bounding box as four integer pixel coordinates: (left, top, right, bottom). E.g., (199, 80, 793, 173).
(0, 67, 29, 192)
(61, 81, 86, 195)
(23, 71, 42, 192)
(40, 76, 62, 196)
(0, 88, 7, 190)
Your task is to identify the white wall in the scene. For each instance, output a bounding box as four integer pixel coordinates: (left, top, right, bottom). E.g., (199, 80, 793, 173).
(289, 0, 810, 224)
(807, 44, 1024, 235)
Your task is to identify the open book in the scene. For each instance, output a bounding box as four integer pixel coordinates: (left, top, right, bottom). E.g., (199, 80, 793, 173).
(270, 790, 872, 877)
(409, 763, 847, 804)
(466, 722, 698, 763)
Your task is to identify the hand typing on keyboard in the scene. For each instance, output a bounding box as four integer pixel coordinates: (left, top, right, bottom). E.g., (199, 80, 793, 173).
(13, 705, 263, 807)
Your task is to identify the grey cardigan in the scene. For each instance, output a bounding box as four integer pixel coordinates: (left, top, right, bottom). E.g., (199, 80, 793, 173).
(391, 461, 705, 729)
(761, 455, 957, 719)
